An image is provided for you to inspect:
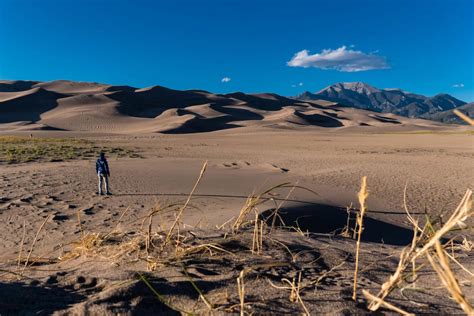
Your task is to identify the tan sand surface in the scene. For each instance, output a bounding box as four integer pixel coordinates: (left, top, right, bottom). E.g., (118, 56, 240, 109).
(0, 128, 472, 314)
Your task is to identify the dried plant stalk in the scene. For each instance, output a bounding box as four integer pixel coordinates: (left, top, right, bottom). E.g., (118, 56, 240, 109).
(17, 220, 26, 273)
(426, 241, 473, 315)
(252, 212, 265, 254)
(270, 182, 298, 232)
(413, 189, 472, 261)
(340, 203, 353, 238)
(164, 161, 207, 247)
(453, 109, 474, 126)
(367, 242, 417, 311)
(366, 189, 472, 314)
(21, 214, 51, 275)
(237, 269, 246, 316)
(353, 176, 368, 301)
(363, 290, 414, 315)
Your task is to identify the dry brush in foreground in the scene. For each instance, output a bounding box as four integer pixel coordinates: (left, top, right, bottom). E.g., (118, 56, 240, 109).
(1, 163, 472, 315)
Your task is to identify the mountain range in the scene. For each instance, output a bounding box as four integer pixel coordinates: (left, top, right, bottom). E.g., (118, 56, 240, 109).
(296, 82, 471, 124)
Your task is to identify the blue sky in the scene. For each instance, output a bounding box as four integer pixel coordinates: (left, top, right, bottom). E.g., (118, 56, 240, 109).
(1, 0, 473, 101)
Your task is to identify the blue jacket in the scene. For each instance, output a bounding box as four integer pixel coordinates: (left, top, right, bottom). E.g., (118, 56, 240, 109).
(96, 158, 110, 176)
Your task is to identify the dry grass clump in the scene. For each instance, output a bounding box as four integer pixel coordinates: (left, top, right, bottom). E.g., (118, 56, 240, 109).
(232, 182, 315, 234)
(363, 189, 473, 314)
(232, 182, 291, 232)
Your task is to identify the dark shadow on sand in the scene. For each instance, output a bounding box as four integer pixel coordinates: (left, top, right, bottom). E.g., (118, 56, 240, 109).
(114, 193, 426, 216)
(260, 203, 415, 246)
(0, 281, 84, 315)
(0, 280, 179, 315)
(0, 88, 66, 124)
(369, 114, 402, 124)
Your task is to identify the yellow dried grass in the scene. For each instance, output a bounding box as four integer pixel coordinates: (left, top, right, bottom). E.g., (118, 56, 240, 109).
(365, 189, 473, 314)
(453, 109, 474, 126)
(164, 161, 208, 247)
(426, 241, 473, 315)
(352, 176, 368, 300)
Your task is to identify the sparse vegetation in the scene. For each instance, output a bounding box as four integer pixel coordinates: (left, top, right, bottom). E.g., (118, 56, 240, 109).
(0, 136, 142, 164)
(1, 163, 472, 314)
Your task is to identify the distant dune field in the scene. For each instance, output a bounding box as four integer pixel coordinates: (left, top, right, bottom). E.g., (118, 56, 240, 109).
(0, 79, 458, 134)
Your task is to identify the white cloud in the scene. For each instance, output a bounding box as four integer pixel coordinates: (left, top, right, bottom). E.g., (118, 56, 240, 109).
(221, 77, 231, 83)
(287, 46, 389, 72)
(291, 82, 304, 88)
(298, 82, 303, 86)
(452, 83, 465, 88)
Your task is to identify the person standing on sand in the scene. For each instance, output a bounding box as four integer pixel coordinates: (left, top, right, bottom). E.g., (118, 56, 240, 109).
(96, 152, 111, 195)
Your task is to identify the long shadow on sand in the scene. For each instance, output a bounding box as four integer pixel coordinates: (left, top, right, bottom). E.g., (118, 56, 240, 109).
(0, 281, 84, 315)
(115, 193, 426, 216)
(260, 203, 415, 246)
(0, 280, 179, 315)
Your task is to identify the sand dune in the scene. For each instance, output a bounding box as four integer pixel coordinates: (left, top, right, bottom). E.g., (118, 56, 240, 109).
(0, 80, 39, 92)
(0, 80, 455, 134)
(0, 87, 66, 124)
(33, 80, 123, 95)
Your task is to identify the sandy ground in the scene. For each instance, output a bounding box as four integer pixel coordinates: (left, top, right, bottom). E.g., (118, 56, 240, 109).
(0, 128, 473, 315)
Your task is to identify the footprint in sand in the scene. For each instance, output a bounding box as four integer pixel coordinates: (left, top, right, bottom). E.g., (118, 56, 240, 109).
(0, 197, 10, 203)
(52, 214, 70, 221)
(37, 195, 56, 206)
(223, 161, 251, 168)
(46, 194, 61, 202)
(72, 276, 98, 291)
(12, 197, 33, 205)
(46, 275, 59, 285)
(270, 164, 289, 173)
(81, 206, 94, 215)
(19, 195, 34, 203)
(64, 204, 77, 210)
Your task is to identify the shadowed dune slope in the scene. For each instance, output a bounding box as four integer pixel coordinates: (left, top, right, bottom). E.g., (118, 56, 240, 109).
(0, 80, 40, 92)
(0, 79, 451, 133)
(0, 87, 67, 123)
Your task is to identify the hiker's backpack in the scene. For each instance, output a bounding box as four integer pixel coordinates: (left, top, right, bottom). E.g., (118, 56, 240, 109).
(97, 159, 107, 175)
